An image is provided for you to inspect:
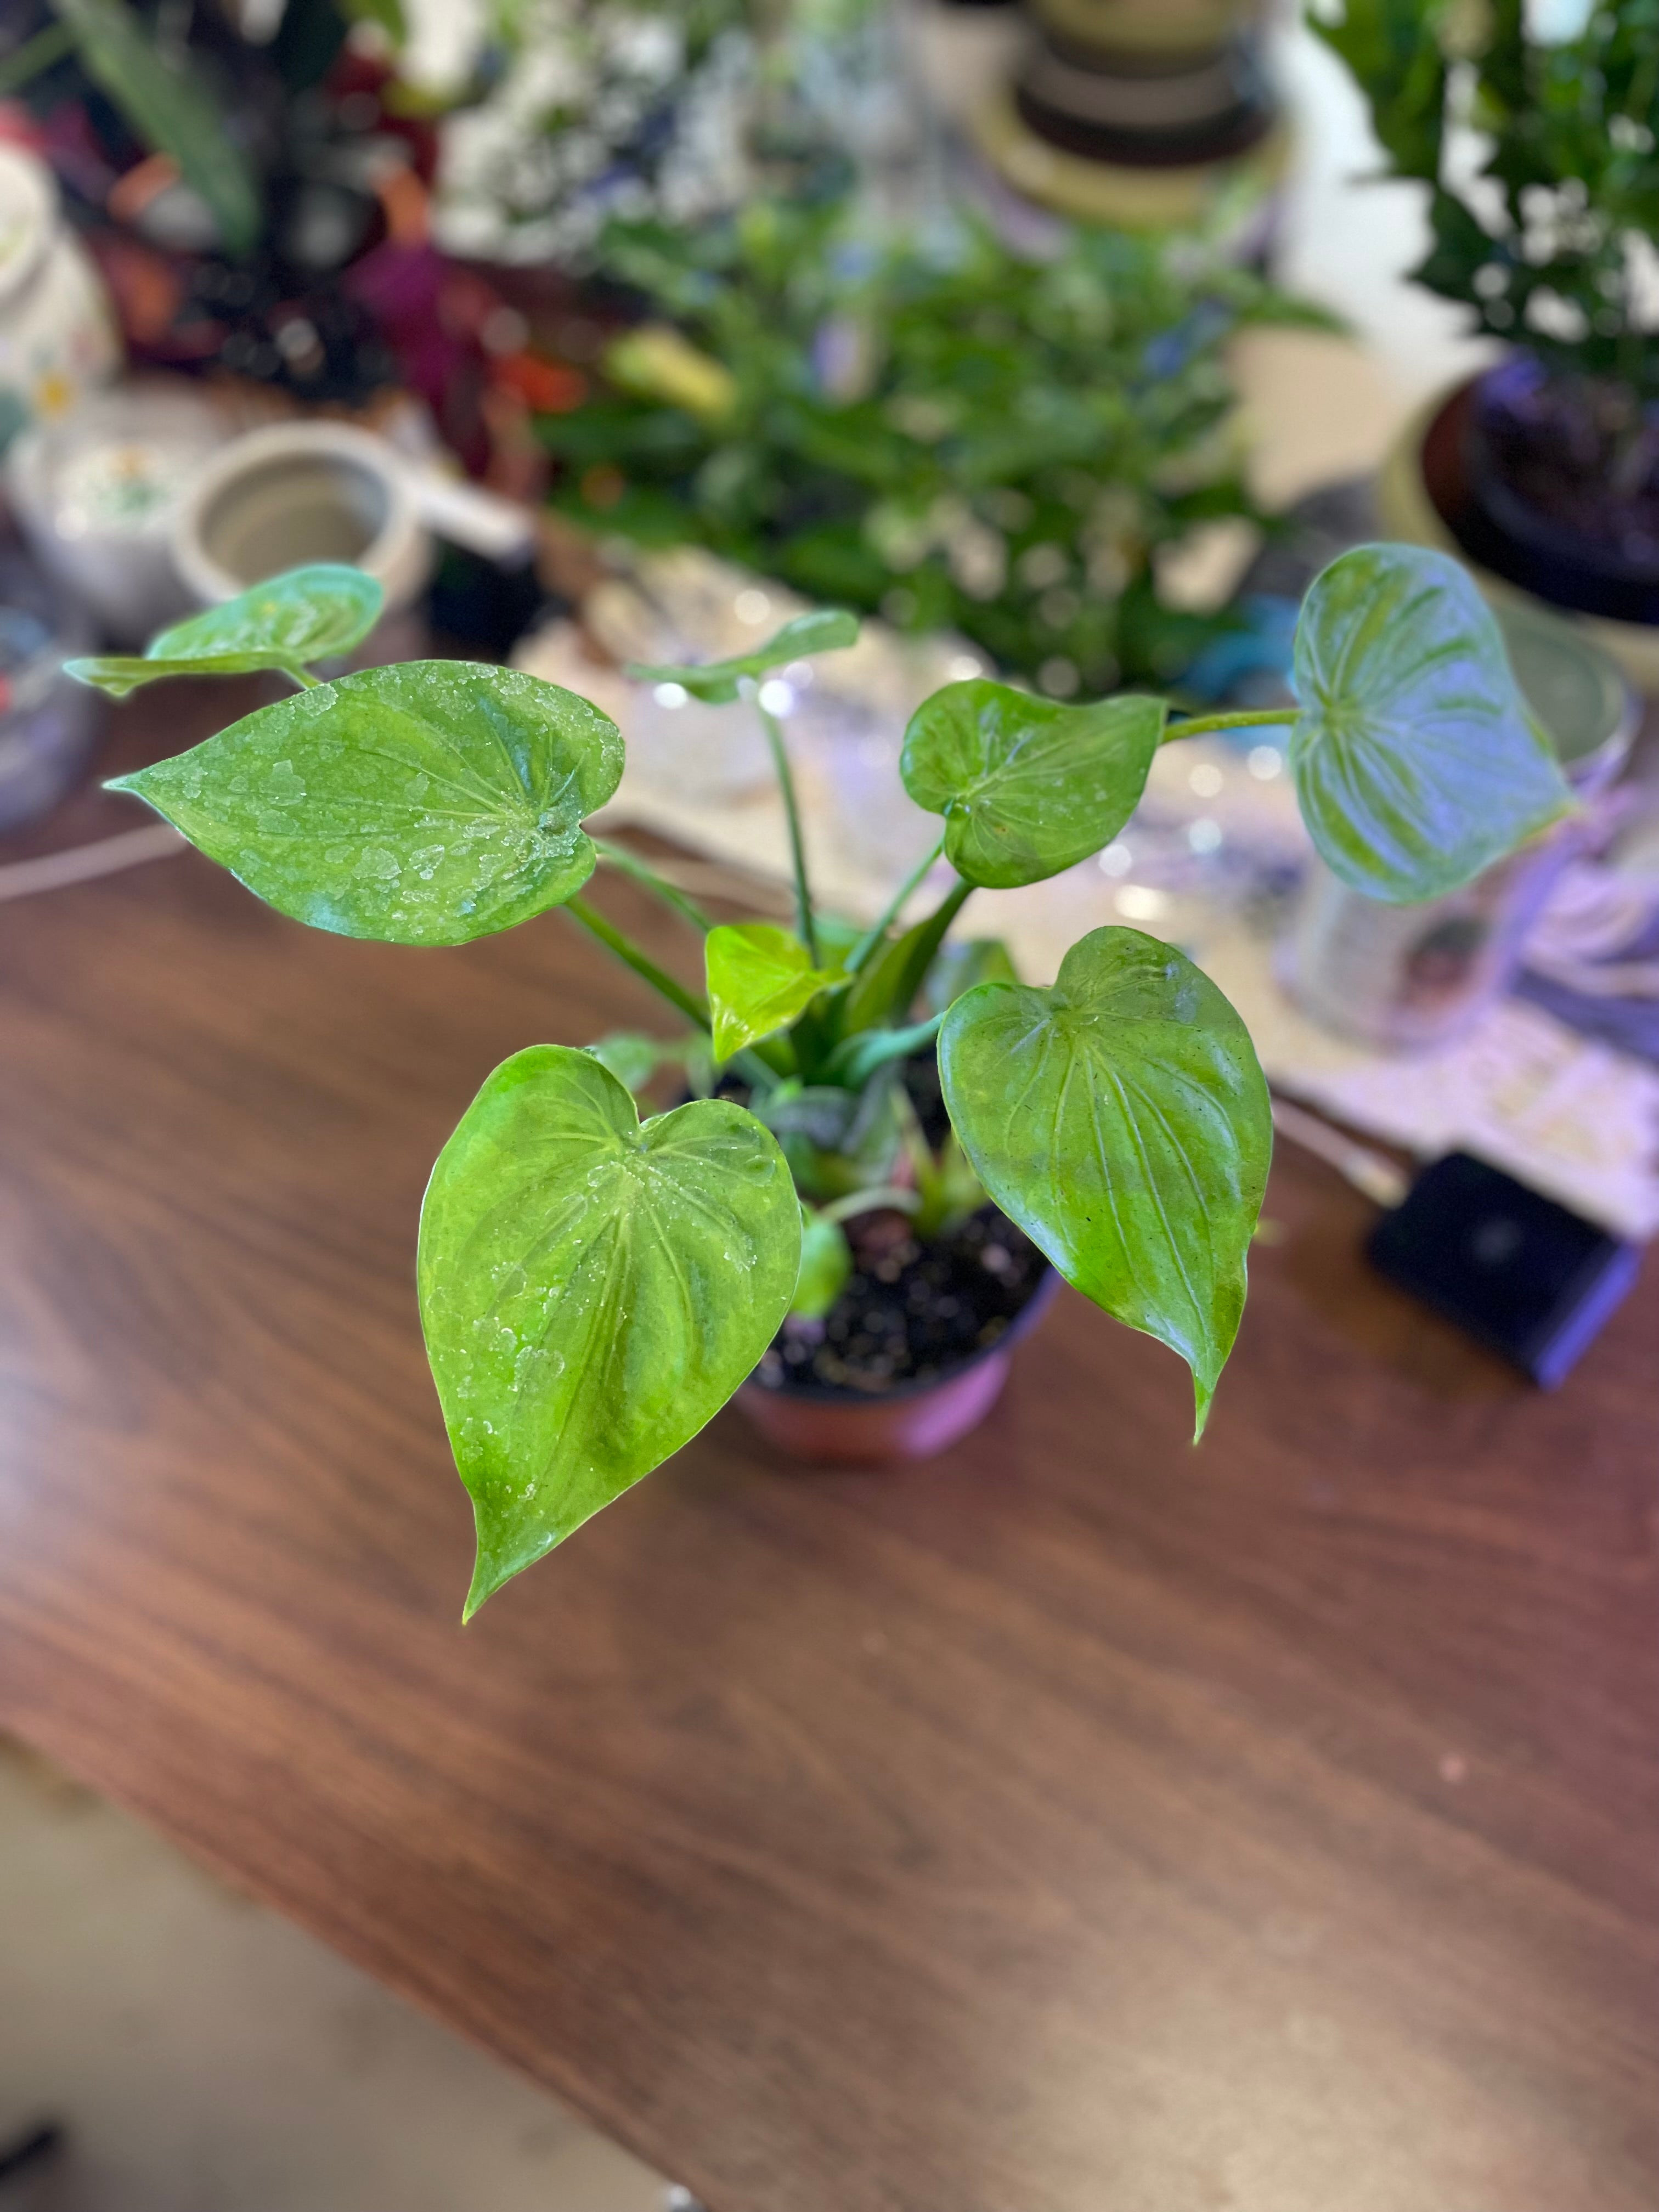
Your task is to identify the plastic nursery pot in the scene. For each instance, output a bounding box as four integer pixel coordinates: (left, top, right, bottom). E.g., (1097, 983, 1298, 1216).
(738, 1245, 1063, 1469)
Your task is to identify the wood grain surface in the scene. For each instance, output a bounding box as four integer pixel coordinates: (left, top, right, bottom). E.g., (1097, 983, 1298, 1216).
(2, 682, 1656, 2212)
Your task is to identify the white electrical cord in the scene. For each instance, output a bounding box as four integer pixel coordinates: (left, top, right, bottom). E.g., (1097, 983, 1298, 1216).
(1271, 1096, 1410, 1209)
(0, 822, 185, 902)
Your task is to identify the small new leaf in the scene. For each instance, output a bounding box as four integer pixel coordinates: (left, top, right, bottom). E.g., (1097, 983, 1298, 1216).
(901, 681, 1166, 888)
(419, 1048, 800, 1615)
(1290, 543, 1574, 902)
(940, 927, 1271, 1434)
(792, 1208, 852, 1320)
(706, 922, 843, 1060)
(69, 566, 385, 696)
(627, 608, 859, 703)
(106, 662, 622, 945)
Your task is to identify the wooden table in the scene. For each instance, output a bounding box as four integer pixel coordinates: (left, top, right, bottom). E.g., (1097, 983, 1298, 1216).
(2, 684, 1656, 2212)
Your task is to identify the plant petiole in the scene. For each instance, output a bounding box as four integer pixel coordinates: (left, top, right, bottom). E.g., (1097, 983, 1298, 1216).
(593, 837, 716, 933)
(563, 895, 712, 1033)
(817, 1186, 921, 1224)
(283, 664, 323, 691)
(755, 697, 820, 964)
(1161, 707, 1292, 742)
(844, 832, 946, 978)
(823, 1010, 944, 1088)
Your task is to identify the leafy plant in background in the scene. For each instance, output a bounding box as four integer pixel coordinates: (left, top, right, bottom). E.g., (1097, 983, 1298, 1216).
(540, 192, 1327, 694)
(1315, 0, 1659, 548)
(3, 0, 406, 256)
(1315, 0, 1658, 396)
(76, 545, 1571, 1615)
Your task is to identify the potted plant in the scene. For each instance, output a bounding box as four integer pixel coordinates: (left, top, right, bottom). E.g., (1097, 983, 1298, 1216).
(540, 189, 1326, 696)
(1317, 0, 1659, 672)
(74, 541, 1569, 1613)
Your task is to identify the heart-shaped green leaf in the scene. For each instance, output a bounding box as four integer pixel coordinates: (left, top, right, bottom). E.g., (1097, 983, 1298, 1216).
(106, 662, 622, 945)
(706, 922, 843, 1059)
(419, 1047, 801, 1615)
(626, 608, 860, 703)
(70, 566, 386, 697)
(940, 927, 1271, 1434)
(1290, 543, 1574, 902)
(900, 681, 1166, 889)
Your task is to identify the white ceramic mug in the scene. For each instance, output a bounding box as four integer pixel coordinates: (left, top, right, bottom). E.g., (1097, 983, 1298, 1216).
(171, 419, 538, 621)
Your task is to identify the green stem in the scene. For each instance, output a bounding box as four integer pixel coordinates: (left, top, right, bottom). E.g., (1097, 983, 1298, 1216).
(1162, 707, 1292, 742)
(818, 1186, 921, 1224)
(845, 832, 945, 978)
(757, 702, 819, 963)
(824, 1010, 944, 1088)
(283, 664, 322, 691)
(593, 837, 715, 934)
(563, 895, 710, 1032)
(0, 20, 73, 96)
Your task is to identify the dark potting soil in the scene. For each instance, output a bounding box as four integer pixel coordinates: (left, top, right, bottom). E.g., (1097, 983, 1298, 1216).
(752, 1206, 1051, 1400)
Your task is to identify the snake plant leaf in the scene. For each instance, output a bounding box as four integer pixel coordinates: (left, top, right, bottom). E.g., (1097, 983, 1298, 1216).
(940, 927, 1271, 1435)
(52, 0, 262, 257)
(419, 1048, 800, 1615)
(625, 608, 860, 703)
(1289, 543, 1574, 903)
(70, 567, 386, 696)
(105, 662, 622, 945)
(706, 922, 843, 1060)
(900, 681, 1166, 889)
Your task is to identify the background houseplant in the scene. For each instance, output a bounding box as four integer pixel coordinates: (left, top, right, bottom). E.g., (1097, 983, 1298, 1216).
(75, 541, 1570, 1613)
(541, 188, 1325, 695)
(1316, 0, 1659, 625)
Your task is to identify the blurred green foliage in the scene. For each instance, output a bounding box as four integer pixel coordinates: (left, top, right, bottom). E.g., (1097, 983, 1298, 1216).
(1316, 0, 1659, 402)
(539, 194, 1328, 692)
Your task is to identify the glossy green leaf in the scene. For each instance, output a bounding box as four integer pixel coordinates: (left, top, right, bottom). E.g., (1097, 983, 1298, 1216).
(1289, 543, 1574, 903)
(901, 681, 1166, 889)
(419, 1048, 800, 1615)
(706, 922, 843, 1060)
(940, 927, 1271, 1434)
(106, 662, 622, 945)
(70, 567, 386, 697)
(625, 608, 860, 703)
(53, 0, 262, 257)
(792, 1209, 852, 1319)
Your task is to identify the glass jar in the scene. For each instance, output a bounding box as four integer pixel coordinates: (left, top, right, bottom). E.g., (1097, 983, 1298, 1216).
(1283, 599, 1638, 1053)
(0, 537, 98, 833)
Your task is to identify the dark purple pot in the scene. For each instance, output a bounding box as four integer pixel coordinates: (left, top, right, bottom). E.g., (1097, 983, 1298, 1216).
(1434, 362, 1659, 627)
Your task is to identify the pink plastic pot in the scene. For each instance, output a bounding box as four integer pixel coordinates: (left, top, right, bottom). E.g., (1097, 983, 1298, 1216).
(738, 1267, 1061, 1466)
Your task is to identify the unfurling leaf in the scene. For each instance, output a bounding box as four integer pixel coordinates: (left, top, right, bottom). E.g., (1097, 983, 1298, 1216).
(792, 1208, 852, 1319)
(940, 928, 1271, 1434)
(106, 662, 622, 945)
(900, 681, 1166, 888)
(419, 1048, 800, 1615)
(1289, 543, 1573, 902)
(70, 566, 386, 696)
(626, 608, 860, 703)
(706, 922, 843, 1060)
